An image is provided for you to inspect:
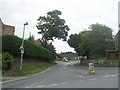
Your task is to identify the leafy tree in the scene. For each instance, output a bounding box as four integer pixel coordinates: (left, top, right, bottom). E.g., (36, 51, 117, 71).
(87, 23, 115, 58)
(68, 23, 115, 59)
(67, 34, 80, 52)
(36, 10, 70, 45)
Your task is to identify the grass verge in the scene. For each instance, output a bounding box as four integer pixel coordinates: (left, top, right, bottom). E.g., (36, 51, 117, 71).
(3, 62, 56, 76)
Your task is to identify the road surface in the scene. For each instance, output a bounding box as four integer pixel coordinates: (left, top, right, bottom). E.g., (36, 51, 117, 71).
(2, 61, 118, 88)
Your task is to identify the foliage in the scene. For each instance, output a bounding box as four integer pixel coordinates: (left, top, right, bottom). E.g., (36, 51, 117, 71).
(2, 52, 14, 70)
(2, 35, 56, 62)
(68, 23, 115, 59)
(36, 10, 70, 45)
(42, 42, 56, 53)
(27, 33, 35, 42)
(67, 34, 80, 52)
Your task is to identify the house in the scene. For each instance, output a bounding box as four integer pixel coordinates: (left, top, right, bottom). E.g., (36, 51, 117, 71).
(35, 39, 42, 45)
(106, 50, 119, 59)
(60, 52, 79, 60)
(0, 18, 15, 36)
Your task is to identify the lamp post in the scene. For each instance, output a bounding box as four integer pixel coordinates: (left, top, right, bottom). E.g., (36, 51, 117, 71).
(20, 22, 28, 70)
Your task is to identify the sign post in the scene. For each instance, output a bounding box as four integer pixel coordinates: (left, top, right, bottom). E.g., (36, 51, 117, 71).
(19, 46, 24, 70)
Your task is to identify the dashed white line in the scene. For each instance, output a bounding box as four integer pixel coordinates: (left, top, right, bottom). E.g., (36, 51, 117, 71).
(60, 82, 69, 85)
(48, 84, 58, 87)
(25, 87, 30, 88)
(91, 78, 97, 80)
(36, 85, 46, 88)
(103, 74, 117, 78)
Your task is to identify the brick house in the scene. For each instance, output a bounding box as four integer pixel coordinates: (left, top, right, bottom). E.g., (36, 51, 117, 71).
(0, 18, 15, 36)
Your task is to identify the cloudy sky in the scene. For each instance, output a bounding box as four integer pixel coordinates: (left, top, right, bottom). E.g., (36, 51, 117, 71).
(0, 0, 119, 53)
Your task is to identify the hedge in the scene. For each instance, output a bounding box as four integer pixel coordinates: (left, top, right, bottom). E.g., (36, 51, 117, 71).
(2, 35, 56, 62)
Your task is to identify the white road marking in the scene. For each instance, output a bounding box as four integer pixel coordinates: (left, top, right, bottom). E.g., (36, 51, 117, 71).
(91, 78, 97, 80)
(103, 74, 117, 78)
(48, 84, 58, 87)
(25, 87, 30, 88)
(111, 75, 117, 77)
(36, 85, 46, 88)
(60, 82, 69, 85)
(76, 80, 85, 82)
(104, 75, 111, 78)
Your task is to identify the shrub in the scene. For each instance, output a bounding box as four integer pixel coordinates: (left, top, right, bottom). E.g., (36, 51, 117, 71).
(2, 52, 14, 70)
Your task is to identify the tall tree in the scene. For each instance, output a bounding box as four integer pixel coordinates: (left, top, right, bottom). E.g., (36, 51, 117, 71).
(80, 23, 114, 58)
(36, 10, 70, 45)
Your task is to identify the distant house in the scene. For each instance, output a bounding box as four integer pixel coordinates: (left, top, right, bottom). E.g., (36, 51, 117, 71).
(0, 18, 15, 36)
(106, 50, 119, 60)
(60, 52, 79, 60)
(35, 39, 42, 45)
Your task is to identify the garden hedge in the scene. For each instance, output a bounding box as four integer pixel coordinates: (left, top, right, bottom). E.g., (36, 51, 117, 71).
(2, 35, 56, 62)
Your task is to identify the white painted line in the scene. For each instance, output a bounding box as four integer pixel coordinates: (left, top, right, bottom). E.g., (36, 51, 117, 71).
(48, 84, 58, 87)
(25, 87, 30, 88)
(111, 75, 117, 77)
(36, 85, 46, 88)
(104, 75, 111, 78)
(60, 82, 69, 85)
(76, 80, 85, 83)
(91, 78, 97, 80)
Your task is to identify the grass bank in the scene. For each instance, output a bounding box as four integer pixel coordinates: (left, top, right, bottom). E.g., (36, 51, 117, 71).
(3, 61, 56, 76)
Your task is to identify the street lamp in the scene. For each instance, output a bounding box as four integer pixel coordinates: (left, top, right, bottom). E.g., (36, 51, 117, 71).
(20, 22, 28, 70)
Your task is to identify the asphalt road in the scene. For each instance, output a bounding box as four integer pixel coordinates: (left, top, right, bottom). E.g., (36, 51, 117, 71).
(2, 61, 118, 88)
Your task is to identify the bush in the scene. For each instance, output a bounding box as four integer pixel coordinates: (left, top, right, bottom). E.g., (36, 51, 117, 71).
(2, 52, 14, 70)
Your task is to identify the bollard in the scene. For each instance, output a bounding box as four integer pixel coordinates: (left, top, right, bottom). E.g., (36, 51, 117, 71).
(89, 63, 95, 74)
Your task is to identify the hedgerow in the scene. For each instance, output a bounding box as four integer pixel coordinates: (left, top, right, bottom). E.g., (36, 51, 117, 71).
(2, 35, 56, 62)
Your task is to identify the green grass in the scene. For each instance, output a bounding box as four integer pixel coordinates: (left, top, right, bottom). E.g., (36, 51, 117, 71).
(3, 62, 56, 76)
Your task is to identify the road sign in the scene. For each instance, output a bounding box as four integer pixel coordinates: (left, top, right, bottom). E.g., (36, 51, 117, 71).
(19, 45, 24, 50)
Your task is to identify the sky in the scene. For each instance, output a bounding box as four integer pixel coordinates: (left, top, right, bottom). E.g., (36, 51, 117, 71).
(0, 0, 119, 53)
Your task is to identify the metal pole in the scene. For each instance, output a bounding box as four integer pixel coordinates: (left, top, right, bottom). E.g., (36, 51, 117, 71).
(20, 22, 28, 70)
(20, 53, 23, 70)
